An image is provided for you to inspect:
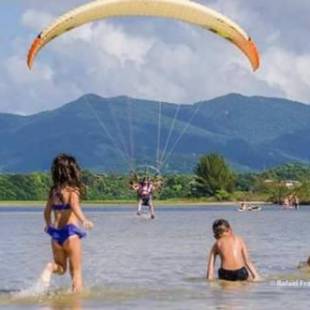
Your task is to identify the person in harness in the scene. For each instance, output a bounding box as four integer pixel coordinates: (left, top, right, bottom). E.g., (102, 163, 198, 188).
(131, 178, 156, 219)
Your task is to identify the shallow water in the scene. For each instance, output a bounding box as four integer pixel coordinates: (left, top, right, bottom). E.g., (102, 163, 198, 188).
(0, 205, 310, 309)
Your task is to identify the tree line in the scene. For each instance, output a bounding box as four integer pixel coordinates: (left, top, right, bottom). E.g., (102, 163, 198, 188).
(1, 154, 310, 203)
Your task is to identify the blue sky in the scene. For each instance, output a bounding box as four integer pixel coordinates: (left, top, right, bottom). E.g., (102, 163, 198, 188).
(1, 0, 310, 114)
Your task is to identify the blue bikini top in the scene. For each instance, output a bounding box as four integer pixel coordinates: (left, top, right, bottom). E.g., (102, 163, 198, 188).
(52, 203, 71, 211)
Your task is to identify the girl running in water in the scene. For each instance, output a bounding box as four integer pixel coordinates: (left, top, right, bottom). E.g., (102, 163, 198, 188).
(40, 154, 93, 292)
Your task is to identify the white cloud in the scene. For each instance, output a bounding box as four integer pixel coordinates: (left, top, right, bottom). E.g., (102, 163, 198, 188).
(1, 1, 310, 114)
(22, 9, 54, 30)
(6, 55, 54, 84)
(258, 47, 310, 103)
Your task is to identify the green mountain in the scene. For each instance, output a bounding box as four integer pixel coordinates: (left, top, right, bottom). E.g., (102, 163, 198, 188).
(0, 93, 309, 173)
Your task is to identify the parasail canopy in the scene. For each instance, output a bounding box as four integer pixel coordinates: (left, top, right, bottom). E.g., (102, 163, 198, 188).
(27, 0, 260, 71)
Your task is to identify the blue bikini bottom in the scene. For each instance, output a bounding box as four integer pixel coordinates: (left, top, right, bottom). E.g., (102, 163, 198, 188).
(47, 224, 86, 246)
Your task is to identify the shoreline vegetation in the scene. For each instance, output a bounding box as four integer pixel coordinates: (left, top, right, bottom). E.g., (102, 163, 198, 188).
(1, 155, 310, 206)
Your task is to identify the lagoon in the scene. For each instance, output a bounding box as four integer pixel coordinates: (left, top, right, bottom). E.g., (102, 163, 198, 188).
(0, 205, 309, 309)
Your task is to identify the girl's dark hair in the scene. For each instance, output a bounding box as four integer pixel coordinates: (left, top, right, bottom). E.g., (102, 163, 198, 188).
(212, 219, 231, 239)
(49, 153, 84, 201)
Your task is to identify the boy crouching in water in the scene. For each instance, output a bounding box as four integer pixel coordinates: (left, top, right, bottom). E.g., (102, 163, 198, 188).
(207, 219, 261, 282)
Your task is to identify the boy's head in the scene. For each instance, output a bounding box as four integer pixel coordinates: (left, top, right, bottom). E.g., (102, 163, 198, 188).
(212, 219, 231, 239)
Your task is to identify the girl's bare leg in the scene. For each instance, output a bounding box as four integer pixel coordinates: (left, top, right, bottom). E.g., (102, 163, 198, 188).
(40, 241, 67, 287)
(64, 236, 82, 293)
(52, 240, 68, 274)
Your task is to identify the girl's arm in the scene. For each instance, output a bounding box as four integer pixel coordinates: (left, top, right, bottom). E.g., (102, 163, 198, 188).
(44, 199, 52, 227)
(44, 199, 53, 229)
(241, 238, 261, 281)
(207, 244, 217, 280)
(69, 190, 94, 229)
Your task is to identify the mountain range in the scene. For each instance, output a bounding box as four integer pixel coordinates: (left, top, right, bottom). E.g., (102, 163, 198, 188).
(0, 93, 309, 173)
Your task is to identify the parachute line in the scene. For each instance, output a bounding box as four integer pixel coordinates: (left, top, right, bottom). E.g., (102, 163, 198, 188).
(159, 103, 181, 166)
(106, 98, 132, 165)
(83, 96, 130, 165)
(156, 101, 163, 170)
(160, 102, 202, 169)
(125, 97, 135, 170)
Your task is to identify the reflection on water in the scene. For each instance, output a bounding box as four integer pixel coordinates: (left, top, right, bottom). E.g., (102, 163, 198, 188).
(0, 205, 310, 309)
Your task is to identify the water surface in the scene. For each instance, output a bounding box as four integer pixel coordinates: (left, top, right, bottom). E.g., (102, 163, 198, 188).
(0, 205, 309, 309)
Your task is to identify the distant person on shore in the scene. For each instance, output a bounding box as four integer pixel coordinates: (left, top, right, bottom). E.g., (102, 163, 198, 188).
(40, 154, 94, 292)
(282, 197, 290, 208)
(207, 219, 261, 282)
(282, 194, 299, 209)
(292, 194, 299, 210)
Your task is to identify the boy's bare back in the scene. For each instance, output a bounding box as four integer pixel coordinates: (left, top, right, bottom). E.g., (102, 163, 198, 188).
(215, 234, 246, 270)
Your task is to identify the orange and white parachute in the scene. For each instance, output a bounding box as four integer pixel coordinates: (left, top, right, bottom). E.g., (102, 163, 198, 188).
(27, 0, 260, 71)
